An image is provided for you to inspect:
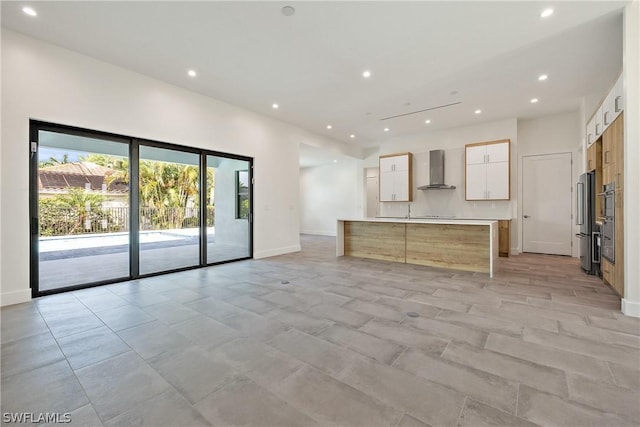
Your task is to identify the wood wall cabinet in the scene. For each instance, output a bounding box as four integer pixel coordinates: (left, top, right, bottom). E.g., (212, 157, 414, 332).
(602, 127, 616, 185)
(379, 153, 413, 202)
(498, 220, 511, 257)
(465, 140, 510, 201)
(586, 141, 600, 172)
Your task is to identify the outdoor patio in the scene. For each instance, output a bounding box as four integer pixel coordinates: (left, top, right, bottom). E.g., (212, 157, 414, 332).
(39, 230, 249, 291)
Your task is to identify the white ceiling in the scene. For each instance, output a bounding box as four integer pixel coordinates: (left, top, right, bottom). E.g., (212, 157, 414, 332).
(1, 1, 626, 165)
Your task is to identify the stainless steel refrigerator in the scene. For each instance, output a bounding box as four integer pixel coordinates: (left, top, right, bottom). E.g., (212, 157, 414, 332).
(576, 171, 600, 275)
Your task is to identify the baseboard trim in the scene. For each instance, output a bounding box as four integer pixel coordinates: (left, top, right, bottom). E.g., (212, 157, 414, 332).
(254, 244, 301, 259)
(621, 298, 640, 318)
(301, 230, 336, 237)
(1, 289, 32, 307)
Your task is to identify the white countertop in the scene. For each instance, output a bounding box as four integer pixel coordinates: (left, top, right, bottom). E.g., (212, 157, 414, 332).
(339, 217, 498, 226)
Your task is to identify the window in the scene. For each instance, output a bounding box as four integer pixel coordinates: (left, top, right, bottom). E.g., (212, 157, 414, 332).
(236, 170, 249, 219)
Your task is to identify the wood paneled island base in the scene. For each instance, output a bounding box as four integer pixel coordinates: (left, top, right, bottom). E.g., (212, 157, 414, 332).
(338, 219, 499, 277)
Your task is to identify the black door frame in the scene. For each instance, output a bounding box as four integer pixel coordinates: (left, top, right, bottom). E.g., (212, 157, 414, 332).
(29, 120, 254, 298)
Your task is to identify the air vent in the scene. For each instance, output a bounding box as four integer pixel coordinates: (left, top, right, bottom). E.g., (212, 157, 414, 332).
(380, 102, 461, 121)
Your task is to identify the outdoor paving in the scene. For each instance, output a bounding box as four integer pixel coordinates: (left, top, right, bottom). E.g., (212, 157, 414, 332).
(39, 240, 249, 291)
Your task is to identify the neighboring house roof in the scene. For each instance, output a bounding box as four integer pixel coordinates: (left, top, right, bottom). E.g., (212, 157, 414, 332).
(38, 162, 128, 193)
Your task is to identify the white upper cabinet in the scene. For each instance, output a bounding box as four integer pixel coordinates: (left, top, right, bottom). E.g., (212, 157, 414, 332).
(603, 74, 624, 128)
(379, 153, 412, 202)
(465, 145, 487, 165)
(587, 73, 624, 147)
(485, 161, 510, 200)
(594, 105, 604, 138)
(465, 140, 510, 201)
(587, 116, 597, 147)
(485, 143, 510, 163)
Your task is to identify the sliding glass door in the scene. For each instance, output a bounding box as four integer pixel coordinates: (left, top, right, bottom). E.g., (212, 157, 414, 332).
(138, 146, 200, 275)
(30, 121, 253, 297)
(35, 129, 130, 292)
(206, 155, 251, 263)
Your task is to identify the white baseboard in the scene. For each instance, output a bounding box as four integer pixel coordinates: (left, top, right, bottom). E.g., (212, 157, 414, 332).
(254, 244, 301, 259)
(1, 289, 32, 307)
(622, 298, 640, 318)
(301, 230, 336, 237)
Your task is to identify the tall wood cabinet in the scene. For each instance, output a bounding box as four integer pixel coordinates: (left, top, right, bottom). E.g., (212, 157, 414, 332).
(465, 140, 510, 201)
(601, 114, 624, 296)
(379, 153, 413, 202)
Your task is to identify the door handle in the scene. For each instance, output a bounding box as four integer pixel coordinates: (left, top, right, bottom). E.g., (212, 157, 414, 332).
(524, 215, 530, 218)
(615, 96, 622, 112)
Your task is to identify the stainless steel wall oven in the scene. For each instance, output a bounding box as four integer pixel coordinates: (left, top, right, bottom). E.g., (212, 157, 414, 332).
(601, 182, 615, 263)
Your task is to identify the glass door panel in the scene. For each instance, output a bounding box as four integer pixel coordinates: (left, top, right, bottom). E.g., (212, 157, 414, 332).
(139, 146, 200, 275)
(37, 131, 130, 292)
(206, 155, 251, 263)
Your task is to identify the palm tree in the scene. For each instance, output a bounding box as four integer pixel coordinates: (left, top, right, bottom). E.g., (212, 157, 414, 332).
(39, 153, 70, 168)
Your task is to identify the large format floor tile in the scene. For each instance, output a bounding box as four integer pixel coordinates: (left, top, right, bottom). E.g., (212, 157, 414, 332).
(194, 376, 318, 427)
(1, 235, 637, 426)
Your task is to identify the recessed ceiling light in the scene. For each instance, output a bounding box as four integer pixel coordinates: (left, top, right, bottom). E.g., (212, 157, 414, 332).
(272, 103, 279, 109)
(326, 125, 332, 130)
(22, 6, 37, 16)
(350, 134, 356, 139)
(538, 74, 548, 81)
(540, 8, 554, 18)
(281, 6, 295, 16)
(425, 119, 431, 124)
(362, 70, 372, 78)
(475, 109, 482, 115)
(530, 98, 539, 103)
(384, 127, 390, 132)
(333, 160, 338, 163)
(187, 70, 197, 78)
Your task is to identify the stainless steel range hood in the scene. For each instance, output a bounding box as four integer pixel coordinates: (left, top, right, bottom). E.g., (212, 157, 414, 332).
(418, 149, 456, 190)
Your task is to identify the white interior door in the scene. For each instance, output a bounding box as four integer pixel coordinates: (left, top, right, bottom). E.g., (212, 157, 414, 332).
(366, 176, 379, 217)
(522, 153, 573, 255)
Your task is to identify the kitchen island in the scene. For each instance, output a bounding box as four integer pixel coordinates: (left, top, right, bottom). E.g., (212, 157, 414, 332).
(336, 218, 499, 277)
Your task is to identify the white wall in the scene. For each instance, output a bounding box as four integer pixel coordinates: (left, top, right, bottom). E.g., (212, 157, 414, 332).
(0, 30, 350, 306)
(623, 0, 640, 317)
(517, 111, 582, 257)
(377, 118, 519, 252)
(300, 160, 363, 236)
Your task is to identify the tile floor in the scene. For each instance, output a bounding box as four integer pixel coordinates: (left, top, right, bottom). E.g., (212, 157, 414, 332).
(1, 235, 639, 426)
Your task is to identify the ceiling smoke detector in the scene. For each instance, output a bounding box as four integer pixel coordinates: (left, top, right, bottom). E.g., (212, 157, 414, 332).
(281, 6, 295, 16)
